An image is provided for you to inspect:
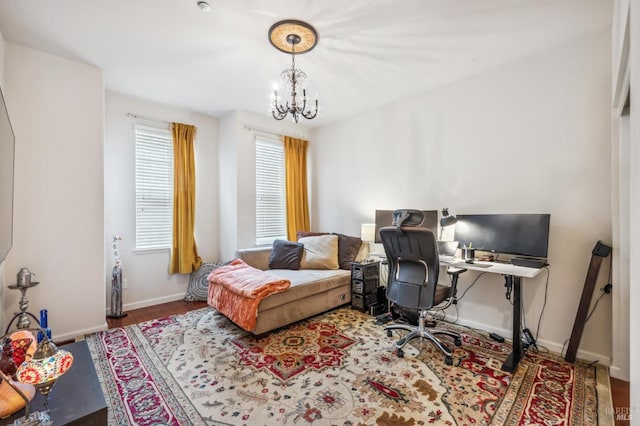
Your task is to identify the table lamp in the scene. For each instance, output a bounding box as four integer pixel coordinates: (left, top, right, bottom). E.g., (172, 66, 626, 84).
(360, 223, 376, 260)
(1, 328, 73, 424)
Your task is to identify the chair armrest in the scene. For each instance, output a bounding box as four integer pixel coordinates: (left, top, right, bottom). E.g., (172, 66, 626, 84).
(236, 247, 272, 270)
(432, 266, 467, 306)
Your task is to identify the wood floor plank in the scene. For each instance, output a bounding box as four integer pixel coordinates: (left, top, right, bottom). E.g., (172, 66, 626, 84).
(610, 377, 631, 425)
(106, 300, 207, 329)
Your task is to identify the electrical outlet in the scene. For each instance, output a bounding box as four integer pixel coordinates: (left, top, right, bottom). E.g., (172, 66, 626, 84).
(122, 278, 128, 289)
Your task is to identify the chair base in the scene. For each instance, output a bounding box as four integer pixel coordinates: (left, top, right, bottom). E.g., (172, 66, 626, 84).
(385, 311, 461, 365)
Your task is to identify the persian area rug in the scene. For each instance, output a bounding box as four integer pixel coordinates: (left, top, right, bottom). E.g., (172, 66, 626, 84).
(86, 308, 613, 425)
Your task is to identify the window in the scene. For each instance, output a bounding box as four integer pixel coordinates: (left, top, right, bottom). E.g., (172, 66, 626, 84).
(135, 125, 174, 250)
(255, 137, 287, 245)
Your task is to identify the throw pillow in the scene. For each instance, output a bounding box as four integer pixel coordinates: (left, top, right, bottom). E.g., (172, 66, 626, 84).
(184, 262, 226, 301)
(269, 239, 304, 270)
(298, 234, 339, 270)
(335, 233, 363, 270)
(296, 230, 327, 241)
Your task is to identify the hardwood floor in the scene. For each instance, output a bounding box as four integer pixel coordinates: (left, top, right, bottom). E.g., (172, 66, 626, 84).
(105, 300, 631, 423)
(611, 377, 631, 426)
(105, 300, 207, 329)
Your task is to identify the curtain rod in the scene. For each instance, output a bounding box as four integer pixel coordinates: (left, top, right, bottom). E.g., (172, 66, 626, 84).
(242, 124, 282, 137)
(126, 112, 170, 125)
(242, 124, 307, 139)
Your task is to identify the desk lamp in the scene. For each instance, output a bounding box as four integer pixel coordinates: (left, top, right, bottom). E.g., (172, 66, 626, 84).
(439, 208, 457, 240)
(0, 327, 73, 425)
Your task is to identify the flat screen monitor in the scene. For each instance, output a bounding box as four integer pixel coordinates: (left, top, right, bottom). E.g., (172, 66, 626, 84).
(374, 210, 438, 243)
(453, 214, 550, 258)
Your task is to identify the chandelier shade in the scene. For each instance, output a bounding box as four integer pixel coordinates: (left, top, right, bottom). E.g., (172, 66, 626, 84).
(268, 20, 319, 123)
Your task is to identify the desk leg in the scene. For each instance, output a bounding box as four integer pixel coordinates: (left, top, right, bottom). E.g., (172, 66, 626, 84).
(502, 275, 522, 373)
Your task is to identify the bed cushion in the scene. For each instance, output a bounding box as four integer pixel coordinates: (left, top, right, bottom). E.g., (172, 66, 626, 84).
(296, 231, 364, 269)
(268, 239, 304, 270)
(296, 230, 327, 240)
(258, 269, 350, 311)
(336, 234, 362, 269)
(298, 234, 339, 270)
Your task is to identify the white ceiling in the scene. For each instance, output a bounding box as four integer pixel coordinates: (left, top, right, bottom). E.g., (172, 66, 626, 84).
(0, 0, 612, 127)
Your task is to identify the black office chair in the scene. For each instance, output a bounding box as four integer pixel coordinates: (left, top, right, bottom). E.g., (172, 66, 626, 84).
(380, 209, 465, 365)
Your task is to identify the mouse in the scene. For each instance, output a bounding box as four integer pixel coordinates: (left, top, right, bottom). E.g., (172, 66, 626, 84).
(465, 259, 475, 264)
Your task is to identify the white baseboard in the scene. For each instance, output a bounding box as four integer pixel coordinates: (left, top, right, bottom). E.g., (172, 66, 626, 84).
(53, 294, 189, 342)
(443, 314, 612, 367)
(609, 365, 629, 381)
(106, 292, 187, 315)
(55, 322, 108, 343)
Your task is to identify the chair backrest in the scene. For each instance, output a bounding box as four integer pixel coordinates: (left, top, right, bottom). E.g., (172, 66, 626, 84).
(380, 223, 440, 310)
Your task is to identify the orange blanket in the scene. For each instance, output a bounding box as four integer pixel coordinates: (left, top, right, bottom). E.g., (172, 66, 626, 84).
(207, 259, 291, 332)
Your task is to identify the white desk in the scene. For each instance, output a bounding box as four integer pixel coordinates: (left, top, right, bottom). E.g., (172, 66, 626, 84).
(441, 258, 545, 372)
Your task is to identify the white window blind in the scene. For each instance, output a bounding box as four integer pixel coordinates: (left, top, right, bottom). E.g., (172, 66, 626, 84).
(135, 125, 174, 250)
(256, 137, 287, 245)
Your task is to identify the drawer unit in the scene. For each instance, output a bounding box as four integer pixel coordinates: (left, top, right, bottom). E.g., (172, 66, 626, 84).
(352, 278, 378, 295)
(351, 293, 378, 312)
(351, 262, 379, 281)
(350, 261, 380, 313)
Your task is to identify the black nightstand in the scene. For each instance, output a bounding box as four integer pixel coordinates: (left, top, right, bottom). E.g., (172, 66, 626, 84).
(350, 261, 380, 313)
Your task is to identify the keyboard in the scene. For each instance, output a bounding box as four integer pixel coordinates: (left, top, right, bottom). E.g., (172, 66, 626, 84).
(467, 262, 493, 268)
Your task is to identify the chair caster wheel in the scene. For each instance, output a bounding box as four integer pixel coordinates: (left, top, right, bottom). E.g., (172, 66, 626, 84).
(454, 338, 462, 347)
(387, 330, 392, 337)
(397, 348, 404, 358)
(445, 356, 453, 365)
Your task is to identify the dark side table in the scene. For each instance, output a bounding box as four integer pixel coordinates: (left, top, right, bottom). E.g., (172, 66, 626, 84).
(350, 261, 381, 314)
(0, 340, 107, 425)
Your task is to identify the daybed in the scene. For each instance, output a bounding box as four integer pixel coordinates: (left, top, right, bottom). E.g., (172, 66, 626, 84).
(208, 233, 367, 335)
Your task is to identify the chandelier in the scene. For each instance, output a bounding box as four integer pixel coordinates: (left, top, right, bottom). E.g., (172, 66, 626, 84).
(268, 20, 319, 123)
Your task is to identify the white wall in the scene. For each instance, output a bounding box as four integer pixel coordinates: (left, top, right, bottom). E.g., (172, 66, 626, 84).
(218, 110, 311, 261)
(626, 0, 639, 417)
(104, 91, 219, 311)
(610, 0, 631, 382)
(2, 43, 105, 341)
(218, 111, 240, 261)
(311, 32, 613, 361)
(0, 28, 4, 83)
(0, 28, 6, 333)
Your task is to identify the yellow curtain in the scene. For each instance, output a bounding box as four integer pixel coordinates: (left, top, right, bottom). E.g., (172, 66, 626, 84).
(169, 122, 202, 274)
(284, 136, 310, 240)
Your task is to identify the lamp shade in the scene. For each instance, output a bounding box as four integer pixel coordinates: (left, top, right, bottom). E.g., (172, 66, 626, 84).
(16, 340, 73, 390)
(360, 223, 376, 243)
(440, 208, 457, 228)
